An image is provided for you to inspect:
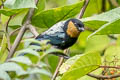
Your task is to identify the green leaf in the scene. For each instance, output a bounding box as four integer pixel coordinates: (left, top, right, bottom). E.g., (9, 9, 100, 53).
(70, 31, 92, 55)
(4, 0, 36, 9)
(9, 56, 32, 65)
(47, 55, 59, 73)
(79, 68, 102, 80)
(35, 0, 45, 13)
(27, 68, 51, 76)
(0, 70, 11, 80)
(85, 35, 110, 53)
(0, 62, 27, 75)
(91, 19, 120, 35)
(104, 46, 120, 66)
(9, 10, 28, 27)
(1, 14, 9, 25)
(0, 34, 7, 63)
(0, 9, 22, 16)
(81, 7, 120, 30)
(31, 1, 84, 28)
(45, 48, 63, 54)
(78, 75, 96, 80)
(83, 20, 107, 30)
(17, 48, 40, 57)
(60, 55, 81, 74)
(83, 0, 102, 17)
(82, 7, 120, 22)
(61, 52, 101, 80)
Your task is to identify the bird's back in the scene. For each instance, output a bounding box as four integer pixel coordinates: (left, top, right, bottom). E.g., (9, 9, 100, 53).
(35, 21, 67, 49)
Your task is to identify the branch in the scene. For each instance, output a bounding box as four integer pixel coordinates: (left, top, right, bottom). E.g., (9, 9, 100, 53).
(100, 65, 120, 69)
(6, 1, 39, 60)
(109, 0, 120, 7)
(6, 25, 27, 60)
(78, 0, 90, 19)
(51, 57, 64, 80)
(6, 16, 13, 33)
(9, 28, 21, 36)
(88, 73, 120, 79)
(28, 24, 39, 37)
(6, 16, 13, 50)
(51, 49, 69, 80)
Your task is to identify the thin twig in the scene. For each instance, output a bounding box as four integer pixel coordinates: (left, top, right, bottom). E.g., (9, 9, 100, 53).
(51, 49, 69, 80)
(88, 73, 120, 79)
(6, 16, 13, 50)
(51, 57, 64, 80)
(109, 0, 120, 7)
(28, 24, 39, 37)
(6, 16, 13, 33)
(6, 25, 27, 60)
(6, 1, 39, 60)
(9, 28, 21, 36)
(87, 65, 120, 79)
(100, 65, 120, 69)
(78, 0, 90, 19)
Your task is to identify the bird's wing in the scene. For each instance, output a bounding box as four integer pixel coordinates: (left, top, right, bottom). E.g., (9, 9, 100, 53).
(41, 21, 65, 36)
(36, 21, 66, 45)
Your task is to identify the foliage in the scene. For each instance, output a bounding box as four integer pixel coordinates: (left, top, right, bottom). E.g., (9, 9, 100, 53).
(0, 0, 120, 80)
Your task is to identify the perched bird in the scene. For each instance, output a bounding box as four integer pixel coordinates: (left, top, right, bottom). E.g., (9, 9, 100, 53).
(30, 18, 84, 58)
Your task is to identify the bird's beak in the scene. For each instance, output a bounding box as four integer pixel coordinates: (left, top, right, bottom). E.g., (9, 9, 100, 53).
(78, 27, 85, 32)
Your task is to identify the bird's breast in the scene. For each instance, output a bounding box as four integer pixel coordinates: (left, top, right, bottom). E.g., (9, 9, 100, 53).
(66, 21, 80, 38)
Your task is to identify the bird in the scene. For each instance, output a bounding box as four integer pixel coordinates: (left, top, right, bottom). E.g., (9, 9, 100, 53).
(30, 18, 84, 58)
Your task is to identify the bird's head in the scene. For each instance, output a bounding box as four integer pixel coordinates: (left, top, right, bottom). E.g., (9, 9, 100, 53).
(64, 18, 84, 38)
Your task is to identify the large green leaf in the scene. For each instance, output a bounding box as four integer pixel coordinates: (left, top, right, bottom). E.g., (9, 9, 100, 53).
(9, 10, 28, 27)
(70, 31, 92, 55)
(83, 20, 107, 30)
(90, 19, 120, 36)
(27, 68, 51, 76)
(104, 46, 120, 66)
(0, 34, 7, 63)
(79, 68, 102, 80)
(0, 9, 22, 16)
(35, 0, 45, 13)
(81, 7, 120, 37)
(0, 70, 11, 80)
(4, 0, 36, 9)
(83, 0, 102, 17)
(17, 48, 40, 57)
(82, 7, 120, 22)
(9, 56, 32, 65)
(60, 52, 101, 80)
(0, 62, 26, 75)
(85, 35, 110, 53)
(31, 1, 84, 28)
(81, 7, 120, 30)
